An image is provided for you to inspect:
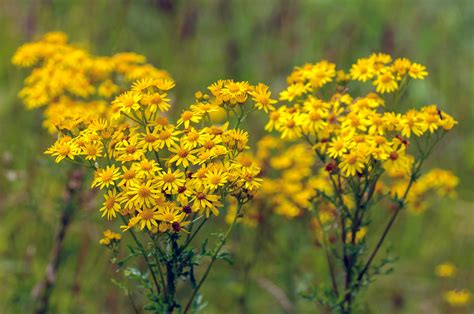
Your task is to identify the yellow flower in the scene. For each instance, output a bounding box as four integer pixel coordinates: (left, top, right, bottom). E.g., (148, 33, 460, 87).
(156, 203, 189, 233)
(435, 262, 457, 278)
(132, 158, 161, 178)
(339, 151, 365, 177)
(279, 83, 310, 102)
(115, 135, 144, 162)
(99, 229, 121, 245)
(135, 207, 160, 230)
(204, 167, 228, 190)
(168, 144, 198, 167)
(45, 137, 79, 163)
(156, 127, 181, 149)
(141, 92, 171, 112)
(127, 179, 161, 207)
(373, 70, 398, 93)
(409, 63, 428, 79)
(177, 110, 202, 128)
(278, 113, 302, 140)
(327, 137, 348, 158)
(220, 80, 249, 104)
(118, 166, 139, 187)
(249, 83, 277, 113)
(100, 190, 121, 220)
(92, 165, 120, 189)
(156, 169, 186, 194)
(444, 289, 471, 306)
(192, 188, 223, 217)
(400, 110, 424, 137)
(391, 58, 411, 76)
(112, 91, 142, 115)
(350, 58, 375, 81)
(81, 141, 103, 160)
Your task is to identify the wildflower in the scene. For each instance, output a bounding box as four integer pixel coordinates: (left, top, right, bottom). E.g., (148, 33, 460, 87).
(279, 83, 310, 102)
(391, 58, 411, 76)
(132, 158, 161, 178)
(220, 80, 250, 104)
(339, 151, 365, 176)
(373, 70, 398, 93)
(192, 188, 223, 217)
(127, 180, 161, 207)
(92, 165, 120, 189)
(350, 58, 375, 81)
(81, 141, 103, 160)
(177, 110, 202, 128)
(135, 207, 160, 230)
(156, 203, 189, 232)
(435, 262, 457, 278)
(113, 91, 142, 114)
(156, 169, 186, 194)
(99, 229, 121, 245)
(100, 190, 121, 220)
(327, 137, 348, 158)
(139, 128, 160, 151)
(157, 127, 181, 149)
(204, 167, 228, 190)
(249, 83, 277, 113)
(409, 63, 428, 79)
(444, 290, 471, 306)
(45, 137, 79, 163)
(118, 166, 139, 187)
(169, 144, 198, 167)
(141, 92, 171, 112)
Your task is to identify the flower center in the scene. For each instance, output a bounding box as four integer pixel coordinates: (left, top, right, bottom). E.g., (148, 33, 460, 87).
(159, 130, 171, 140)
(140, 209, 154, 220)
(138, 186, 151, 198)
(105, 197, 116, 209)
(163, 173, 176, 183)
(144, 134, 157, 143)
(182, 111, 193, 120)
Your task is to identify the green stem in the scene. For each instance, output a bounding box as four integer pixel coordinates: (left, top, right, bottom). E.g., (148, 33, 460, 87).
(179, 217, 208, 254)
(120, 216, 162, 296)
(183, 203, 241, 313)
(313, 203, 339, 298)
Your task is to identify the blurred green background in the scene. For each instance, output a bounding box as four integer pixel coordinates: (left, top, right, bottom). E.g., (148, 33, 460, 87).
(0, 0, 473, 313)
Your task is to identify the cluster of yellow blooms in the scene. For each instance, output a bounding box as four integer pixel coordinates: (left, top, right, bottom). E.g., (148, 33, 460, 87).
(255, 55, 459, 309)
(13, 32, 272, 236)
(99, 229, 122, 246)
(266, 53, 456, 204)
(43, 78, 269, 233)
(12, 32, 170, 133)
(444, 289, 471, 307)
(387, 168, 458, 214)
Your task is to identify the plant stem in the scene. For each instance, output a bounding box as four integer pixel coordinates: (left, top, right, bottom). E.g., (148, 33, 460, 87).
(314, 205, 339, 298)
(179, 217, 208, 254)
(121, 216, 162, 296)
(183, 203, 241, 313)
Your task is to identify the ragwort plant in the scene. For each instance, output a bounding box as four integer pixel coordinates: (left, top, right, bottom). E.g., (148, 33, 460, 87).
(13, 32, 171, 313)
(14, 33, 271, 313)
(264, 53, 457, 312)
(50, 79, 267, 313)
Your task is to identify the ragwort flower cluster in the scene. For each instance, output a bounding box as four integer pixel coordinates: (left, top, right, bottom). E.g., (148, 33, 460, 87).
(14, 32, 273, 313)
(12, 32, 170, 133)
(44, 77, 270, 312)
(265, 53, 457, 312)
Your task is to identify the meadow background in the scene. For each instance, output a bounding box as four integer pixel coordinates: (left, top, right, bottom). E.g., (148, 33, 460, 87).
(0, 0, 473, 313)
